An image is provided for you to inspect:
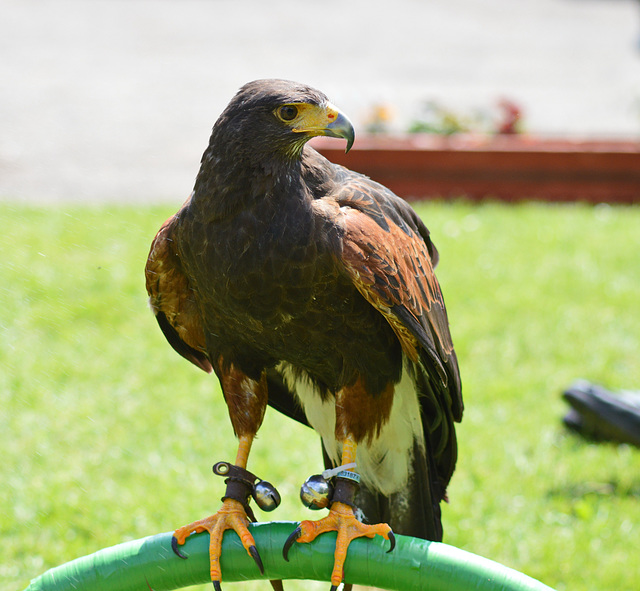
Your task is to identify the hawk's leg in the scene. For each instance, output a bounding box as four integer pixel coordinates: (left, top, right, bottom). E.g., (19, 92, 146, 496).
(172, 435, 264, 588)
(284, 435, 395, 590)
(172, 362, 270, 590)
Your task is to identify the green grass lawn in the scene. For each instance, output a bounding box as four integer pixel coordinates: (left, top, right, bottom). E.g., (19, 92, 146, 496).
(2, 200, 639, 591)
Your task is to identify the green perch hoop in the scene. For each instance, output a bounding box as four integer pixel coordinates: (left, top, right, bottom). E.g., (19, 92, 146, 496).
(25, 521, 555, 591)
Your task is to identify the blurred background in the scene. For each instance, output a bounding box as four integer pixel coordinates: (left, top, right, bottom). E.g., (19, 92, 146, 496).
(1, 0, 639, 203)
(3, 2, 640, 591)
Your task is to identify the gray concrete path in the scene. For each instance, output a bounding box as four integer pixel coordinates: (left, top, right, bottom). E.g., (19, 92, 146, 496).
(1, 0, 639, 203)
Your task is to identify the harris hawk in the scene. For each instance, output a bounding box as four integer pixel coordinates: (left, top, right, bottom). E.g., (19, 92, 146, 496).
(145, 79, 463, 590)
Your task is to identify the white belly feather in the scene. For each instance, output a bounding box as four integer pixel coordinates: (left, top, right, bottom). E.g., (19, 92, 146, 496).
(278, 363, 425, 496)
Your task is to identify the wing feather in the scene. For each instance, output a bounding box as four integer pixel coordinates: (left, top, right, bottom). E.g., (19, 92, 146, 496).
(334, 177, 461, 418)
(327, 171, 463, 500)
(145, 213, 213, 373)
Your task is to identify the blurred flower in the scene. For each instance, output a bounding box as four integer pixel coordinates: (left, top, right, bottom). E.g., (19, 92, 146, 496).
(364, 103, 395, 134)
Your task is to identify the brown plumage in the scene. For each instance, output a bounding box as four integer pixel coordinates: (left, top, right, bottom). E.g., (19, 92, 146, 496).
(145, 79, 462, 588)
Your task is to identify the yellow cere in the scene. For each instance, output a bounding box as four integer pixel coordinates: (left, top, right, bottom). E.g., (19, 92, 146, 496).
(278, 102, 338, 134)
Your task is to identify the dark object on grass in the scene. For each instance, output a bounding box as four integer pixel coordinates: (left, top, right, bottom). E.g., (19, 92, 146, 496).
(562, 381, 640, 447)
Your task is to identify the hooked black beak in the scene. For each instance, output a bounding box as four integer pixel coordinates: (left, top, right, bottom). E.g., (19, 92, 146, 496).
(323, 110, 355, 153)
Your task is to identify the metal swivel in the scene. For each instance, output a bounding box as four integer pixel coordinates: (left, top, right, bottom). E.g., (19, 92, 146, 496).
(212, 461, 281, 513)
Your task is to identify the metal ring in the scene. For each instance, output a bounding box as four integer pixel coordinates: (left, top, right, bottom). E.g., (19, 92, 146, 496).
(336, 470, 360, 483)
(213, 461, 232, 476)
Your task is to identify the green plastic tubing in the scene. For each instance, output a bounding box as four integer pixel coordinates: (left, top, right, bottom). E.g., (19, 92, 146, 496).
(25, 521, 555, 591)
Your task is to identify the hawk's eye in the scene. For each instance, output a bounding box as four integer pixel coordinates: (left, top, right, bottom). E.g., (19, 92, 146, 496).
(278, 105, 298, 121)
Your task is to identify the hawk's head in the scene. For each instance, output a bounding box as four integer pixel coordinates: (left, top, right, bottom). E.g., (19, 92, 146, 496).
(212, 79, 355, 160)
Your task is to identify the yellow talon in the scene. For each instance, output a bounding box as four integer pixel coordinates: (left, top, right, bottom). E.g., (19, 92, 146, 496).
(294, 501, 392, 587)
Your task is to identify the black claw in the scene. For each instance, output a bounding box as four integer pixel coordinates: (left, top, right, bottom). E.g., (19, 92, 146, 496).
(249, 545, 265, 574)
(171, 536, 188, 559)
(386, 530, 396, 553)
(282, 526, 302, 562)
(212, 581, 222, 591)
